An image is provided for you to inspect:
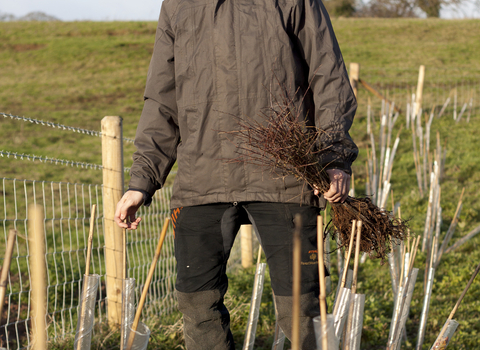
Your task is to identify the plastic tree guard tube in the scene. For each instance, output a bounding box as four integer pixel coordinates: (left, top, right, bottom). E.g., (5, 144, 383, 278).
(430, 320, 459, 350)
(242, 262, 267, 350)
(125, 322, 151, 350)
(313, 314, 339, 350)
(333, 287, 352, 339)
(122, 278, 136, 349)
(74, 274, 100, 350)
(342, 293, 365, 350)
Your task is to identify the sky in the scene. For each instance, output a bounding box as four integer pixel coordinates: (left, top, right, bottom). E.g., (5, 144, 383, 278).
(1, 0, 479, 21)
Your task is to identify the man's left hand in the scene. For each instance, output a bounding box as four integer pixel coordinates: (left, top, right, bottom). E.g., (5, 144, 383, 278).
(314, 169, 350, 203)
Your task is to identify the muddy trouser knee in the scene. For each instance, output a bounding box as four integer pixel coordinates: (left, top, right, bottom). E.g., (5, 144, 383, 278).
(243, 202, 327, 350)
(171, 204, 243, 350)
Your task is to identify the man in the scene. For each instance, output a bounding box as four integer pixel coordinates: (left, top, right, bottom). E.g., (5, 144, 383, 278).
(115, 0, 357, 348)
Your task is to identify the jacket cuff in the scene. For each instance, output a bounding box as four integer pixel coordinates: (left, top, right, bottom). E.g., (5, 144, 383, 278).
(127, 188, 153, 207)
(128, 176, 159, 197)
(323, 160, 352, 175)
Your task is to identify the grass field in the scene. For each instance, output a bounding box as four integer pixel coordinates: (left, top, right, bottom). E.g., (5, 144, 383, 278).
(1, 18, 480, 349)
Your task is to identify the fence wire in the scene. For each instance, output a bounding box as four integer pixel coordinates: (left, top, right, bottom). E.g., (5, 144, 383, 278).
(0, 150, 131, 173)
(1, 113, 135, 144)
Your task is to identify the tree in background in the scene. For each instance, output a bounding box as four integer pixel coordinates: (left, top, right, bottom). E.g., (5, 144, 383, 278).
(354, 0, 419, 17)
(324, 0, 357, 16)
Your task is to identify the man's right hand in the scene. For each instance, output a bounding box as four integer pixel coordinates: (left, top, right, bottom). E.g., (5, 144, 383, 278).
(114, 190, 144, 229)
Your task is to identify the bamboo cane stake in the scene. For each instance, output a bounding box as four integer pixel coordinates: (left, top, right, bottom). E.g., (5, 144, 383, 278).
(447, 260, 480, 318)
(391, 268, 419, 350)
(325, 229, 332, 296)
(29, 204, 47, 350)
(369, 132, 378, 205)
(411, 117, 423, 198)
(358, 79, 401, 113)
(76, 205, 97, 350)
(435, 188, 465, 268)
(410, 237, 420, 275)
(336, 237, 344, 282)
(406, 99, 410, 129)
(342, 221, 363, 350)
(317, 216, 328, 350)
(378, 113, 387, 200)
(399, 244, 406, 287)
(387, 242, 398, 298)
(121, 208, 127, 350)
(441, 141, 447, 182)
(367, 99, 372, 134)
(0, 229, 17, 324)
(428, 150, 433, 182)
(388, 244, 406, 346)
(453, 88, 457, 120)
(423, 170, 436, 252)
(422, 137, 428, 194)
(385, 103, 394, 152)
(243, 246, 265, 350)
(444, 223, 480, 255)
(466, 96, 473, 123)
(426, 107, 435, 176)
(388, 237, 419, 350)
(385, 127, 402, 185)
(291, 214, 302, 350)
(125, 218, 170, 350)
(431, 260, 480, 349)
(349, 173, 355, 197)
(86, 205, 96, 276)
(455, 102, 468, 123)
(382, 147, 390, 189)
(433, 194, 442, 264)
(437, 97, 450, 119)
(351, 222, 362, 296)
(365, 162, 370, 197)
(423, 169, 438, 289)
(416, 239, 436, 350)
(394, 208, 403, 281)
(340, 221, 356, 290)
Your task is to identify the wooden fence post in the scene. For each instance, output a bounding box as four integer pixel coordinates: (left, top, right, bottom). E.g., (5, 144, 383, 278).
(29, 205, 47, 350)
(349, 62, 360, 99)
(241, 224, 253, 268)
(102, 116, 125, 326)
(415, 65, 425, 117)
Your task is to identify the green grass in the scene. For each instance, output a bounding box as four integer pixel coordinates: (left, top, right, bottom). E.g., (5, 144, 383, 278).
(1, 19, 480, 349)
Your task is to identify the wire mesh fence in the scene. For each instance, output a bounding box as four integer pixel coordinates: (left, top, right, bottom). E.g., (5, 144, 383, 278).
(0, 178, 105, 349)
(0, 113, 246, 350)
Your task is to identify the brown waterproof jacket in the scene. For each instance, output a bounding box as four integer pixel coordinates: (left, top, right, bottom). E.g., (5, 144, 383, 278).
(129, 0, 358, 209)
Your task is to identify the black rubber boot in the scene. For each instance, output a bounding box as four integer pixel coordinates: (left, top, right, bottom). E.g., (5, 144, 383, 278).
(274, 291, 320, 350)
(176, 289, 235, 350)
